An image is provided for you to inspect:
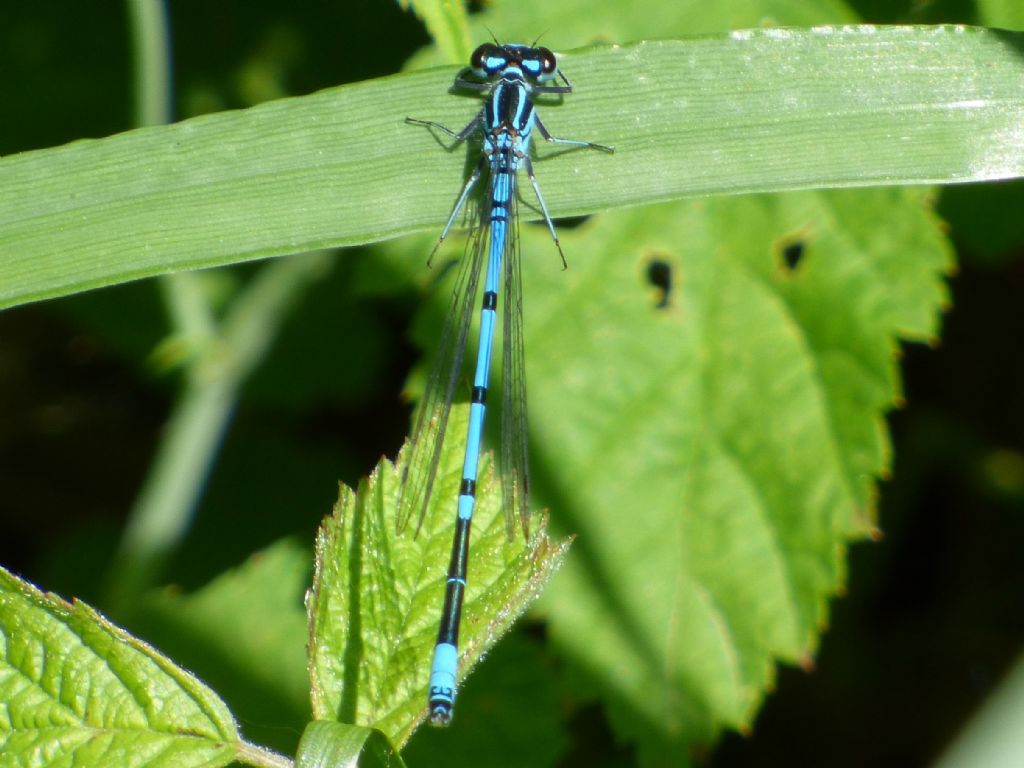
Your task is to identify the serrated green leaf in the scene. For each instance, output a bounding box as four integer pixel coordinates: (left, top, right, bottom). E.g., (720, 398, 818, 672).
(307, 404, 571, 747)
(0, 566, 239, 768)
(2, 26, 1023, 309)
(512, 187, 950, 760)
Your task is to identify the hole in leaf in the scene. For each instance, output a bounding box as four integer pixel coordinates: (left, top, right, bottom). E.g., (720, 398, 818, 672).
(645, 258, 672, 309)
(782, 240, 805, 272)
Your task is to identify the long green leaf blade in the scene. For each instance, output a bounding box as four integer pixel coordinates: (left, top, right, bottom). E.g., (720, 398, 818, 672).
(1, 26, 1022, 308)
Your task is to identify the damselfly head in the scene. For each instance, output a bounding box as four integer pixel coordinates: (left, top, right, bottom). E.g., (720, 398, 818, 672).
(469, 43, 558, 82)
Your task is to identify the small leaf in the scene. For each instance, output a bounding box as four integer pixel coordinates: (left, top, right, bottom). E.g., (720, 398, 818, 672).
(307, 403, 571, 747)
(0, 566, 240, 768)
(295, 721, 405, 768)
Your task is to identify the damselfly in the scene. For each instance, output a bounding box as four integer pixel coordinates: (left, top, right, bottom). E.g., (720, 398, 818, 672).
(400, 42, 612, 727)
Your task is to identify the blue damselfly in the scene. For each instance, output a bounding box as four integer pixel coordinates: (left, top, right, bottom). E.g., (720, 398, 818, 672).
(400, 41, 612, 727)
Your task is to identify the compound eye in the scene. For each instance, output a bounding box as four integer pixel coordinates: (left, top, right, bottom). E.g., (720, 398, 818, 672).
(538, 47, 557, 75)
(470, 43, 504, 74)
(469, 44, 490, 69)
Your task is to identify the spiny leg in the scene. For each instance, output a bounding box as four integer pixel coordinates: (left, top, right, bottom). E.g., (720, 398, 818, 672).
(522, 154, 567, 269)
(533, 112, 614, 152)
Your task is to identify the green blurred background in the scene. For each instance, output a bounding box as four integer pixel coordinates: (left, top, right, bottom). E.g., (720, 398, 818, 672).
(1, 1, 1023, 766)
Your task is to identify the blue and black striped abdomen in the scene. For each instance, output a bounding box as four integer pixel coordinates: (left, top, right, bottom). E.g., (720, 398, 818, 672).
(410, 40, 612, 728)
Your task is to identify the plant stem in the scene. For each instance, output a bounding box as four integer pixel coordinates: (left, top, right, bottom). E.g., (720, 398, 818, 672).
(236, 741, 294, 768)
(107, 0, 332, 612)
